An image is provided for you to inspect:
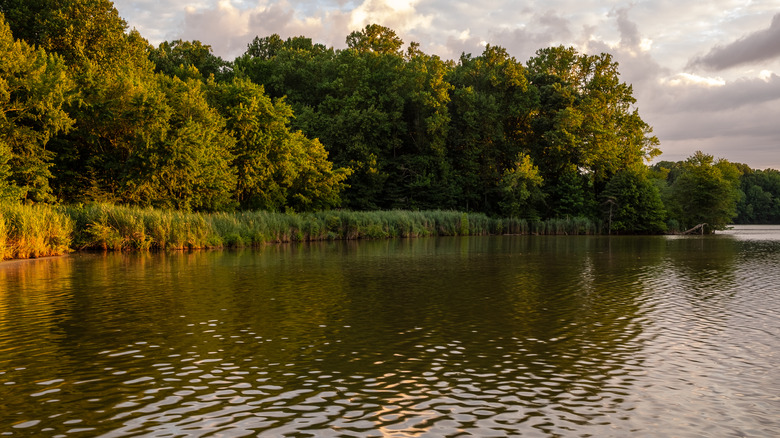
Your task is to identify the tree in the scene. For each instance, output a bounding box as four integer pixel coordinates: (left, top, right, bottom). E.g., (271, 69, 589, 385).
(1, 0, 147, 75)
(346, 24, 403, 54)
(447, 45, 533, 213)
(18, 0, 165, 204)
(0, 12, 74, 202)
(524, 46, 660, 216)
(123, 75, 237, 211)
(601, 169, 666, 234)
(0, 140, 22, 202)
(736, 168, 780, 224)
(499, 153, 544, 218)
(669, 151, 740, 232)
(207, 78, 349, 211)
(149, 39, 231, 82)
(379, 42, 456, 210)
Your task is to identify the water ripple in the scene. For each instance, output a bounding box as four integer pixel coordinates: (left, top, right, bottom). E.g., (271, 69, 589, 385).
(1, 236, 779, 436)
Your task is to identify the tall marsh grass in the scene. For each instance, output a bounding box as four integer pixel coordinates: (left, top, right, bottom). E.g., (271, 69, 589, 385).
(0, 203, 73, 260)
(1, 202, 602, 260)
(63, 205, 511, 250)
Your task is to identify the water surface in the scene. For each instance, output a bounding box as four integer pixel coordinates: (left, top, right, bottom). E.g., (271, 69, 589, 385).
(1, 227, 778, 436)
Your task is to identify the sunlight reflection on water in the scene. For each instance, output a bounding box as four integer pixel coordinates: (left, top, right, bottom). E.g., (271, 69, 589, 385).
(1, 232, 779, 437)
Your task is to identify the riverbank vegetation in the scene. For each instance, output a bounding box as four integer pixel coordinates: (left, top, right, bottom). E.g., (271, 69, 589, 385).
(0, 1, 777, 262)
(0, 203, 72, 260)
(1, 203, 602, 259)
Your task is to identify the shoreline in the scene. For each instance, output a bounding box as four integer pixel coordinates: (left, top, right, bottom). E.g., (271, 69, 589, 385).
(12, 202, 743, 263)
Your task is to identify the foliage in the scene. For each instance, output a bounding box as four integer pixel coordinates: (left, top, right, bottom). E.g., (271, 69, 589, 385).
(2, 1, 768, 233)
(148, 39, 231, 82)
(206, 78, 349, 211)
(124, 75, 237, 211)
(601, 169, 666, 234)
(735, 168, 780, 224)
(524, 46, 660, 215)
(499, 153, 544, 218)
(0, 12, 74, 202)
(447, 45, 532, 213)
(668, 151, 741, 233)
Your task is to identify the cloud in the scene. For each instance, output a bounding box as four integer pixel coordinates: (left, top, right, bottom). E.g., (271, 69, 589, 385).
(349, 0, 432, 34)
(480, 10, 575, 62)
(110, 0, 780, 169)
(178, 0, 252, 56)
(671, 74, 780, 111)
(173, 0, 436, 59)
(611, 7, 640, 49)
(690, 13, 780, 71)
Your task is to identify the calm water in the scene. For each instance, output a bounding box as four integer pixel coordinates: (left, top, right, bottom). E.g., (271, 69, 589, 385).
(1, 226, 778, 437)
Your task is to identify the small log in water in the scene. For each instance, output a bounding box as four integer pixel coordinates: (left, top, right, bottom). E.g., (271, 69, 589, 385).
(683, 223, 707, 234)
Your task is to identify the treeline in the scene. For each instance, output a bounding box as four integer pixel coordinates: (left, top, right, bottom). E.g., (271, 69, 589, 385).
(0, 1, 777, 237)
(0, 3, 347, 213)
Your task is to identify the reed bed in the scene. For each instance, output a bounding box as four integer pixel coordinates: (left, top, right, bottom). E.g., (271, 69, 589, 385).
(0, 203, 73, 260)
(1, 202, 601, 260)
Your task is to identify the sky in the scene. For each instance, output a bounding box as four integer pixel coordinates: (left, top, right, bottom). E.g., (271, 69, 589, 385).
(111, 0, 780, 169)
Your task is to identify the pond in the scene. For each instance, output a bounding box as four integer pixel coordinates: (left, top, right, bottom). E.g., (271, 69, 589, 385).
(1, 226, 779, 437)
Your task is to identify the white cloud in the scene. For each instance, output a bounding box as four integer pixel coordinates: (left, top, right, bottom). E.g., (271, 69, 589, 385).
(663, 73, 726, 87)
(349, 0, 432, 34)
(110, 0, 780, 169)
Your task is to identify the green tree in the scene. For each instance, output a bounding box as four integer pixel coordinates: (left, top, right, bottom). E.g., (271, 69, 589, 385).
(15, 0, 166, 204)
(524, 46, 660, 216)
(149, 39, 231, 82)
(0, 140, 22, 202)
(0, 12, 74, 202)
(382, 42, 456, 209)
(207, 78, 348, 211)
(601, 169, 666, 234)
(548, 165, 594, 218)
(447, 45, 533, 213)
(346, 24, 403, 54)
(669, 151, 740, 232)
(1, 0, 148, 75)
(124, 75, 237, 211)
(499, 153, 544, 218)
(239, 34, 334, 105)
(736, 168, 780, 223)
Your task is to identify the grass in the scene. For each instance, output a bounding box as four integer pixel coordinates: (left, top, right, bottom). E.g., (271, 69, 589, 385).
(0, 203, 73, 260)
(1, 202, 601, 260)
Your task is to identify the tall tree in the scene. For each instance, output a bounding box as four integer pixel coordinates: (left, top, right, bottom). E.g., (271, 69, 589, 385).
(499, 153, 544, 218)
(14, 0, 164, 203)
(0, 12, 73, 202)
(207, 78, 348, 211)
(736, 168, 780, 224)
(123, 75, 237, 211)
(524, 46, 660, 216)
(601, 169, 666, 234)
(447, 45, 533, 213)
(669, 151, 740, 232)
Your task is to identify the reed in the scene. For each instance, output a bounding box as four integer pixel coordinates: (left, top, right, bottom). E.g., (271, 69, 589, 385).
(0, 203, 73, 260)
(526, 216, 599, 235)
(1, 202, 606, 261)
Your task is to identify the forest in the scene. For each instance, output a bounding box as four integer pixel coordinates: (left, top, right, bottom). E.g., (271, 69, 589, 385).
(1, 0, 779, 250)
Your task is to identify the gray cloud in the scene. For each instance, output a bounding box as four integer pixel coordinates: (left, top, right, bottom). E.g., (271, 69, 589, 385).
(673, 74, 780, 112)
(611, 7, 640, 48)
(484, 10, 574, 62)
(110, 0, 780, 169)
(690, 13, 780, 71)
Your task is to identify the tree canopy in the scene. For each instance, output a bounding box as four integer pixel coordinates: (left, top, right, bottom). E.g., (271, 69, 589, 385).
(1, 0, 774, 232)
